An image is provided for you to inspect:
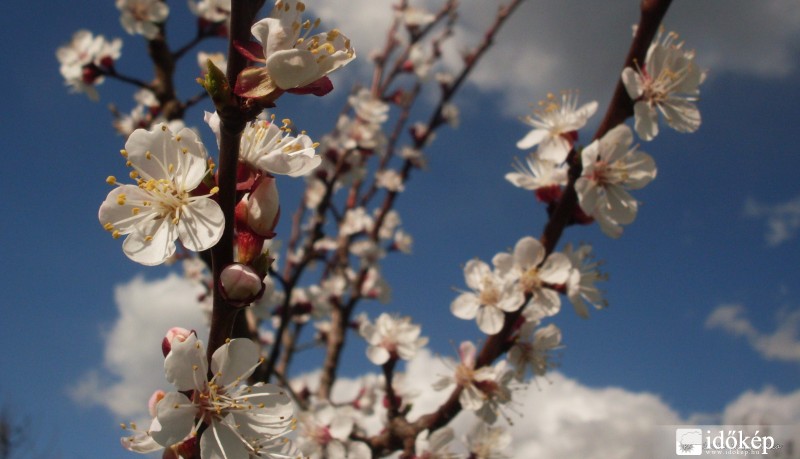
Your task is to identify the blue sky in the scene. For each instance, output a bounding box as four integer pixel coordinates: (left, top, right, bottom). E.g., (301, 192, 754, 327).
(2, 1, 800, 458)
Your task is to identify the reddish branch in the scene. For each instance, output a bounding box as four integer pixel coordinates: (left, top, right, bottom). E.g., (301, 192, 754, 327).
(206, 0, 266, 361)
(364, 0, 673, 455)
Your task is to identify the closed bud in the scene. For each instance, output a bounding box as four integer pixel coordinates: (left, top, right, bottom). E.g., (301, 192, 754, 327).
(220, 263, 265, 307)
(162, 327, 194, 357)
(235, 196, 249, 228)
(236, 228, 265, 265)
(246, 176, 280, 237)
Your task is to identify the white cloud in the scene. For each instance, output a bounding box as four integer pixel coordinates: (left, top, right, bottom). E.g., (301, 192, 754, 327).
(326, 351, 800, 459)
(744, 195, 800, 246)
(68, 273, 208, 420)
(721, 387, 800, 454)
(706, 303, 800, 363)
(307, 0, 800, 116)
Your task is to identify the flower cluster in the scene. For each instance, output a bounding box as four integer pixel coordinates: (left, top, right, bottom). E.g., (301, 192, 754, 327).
(56, 30, 122, 100)
(451, 236, 575, 334)
(506, 91, 596, 205)
(358, 313, 428, 365)
(116, 0, 169, 40)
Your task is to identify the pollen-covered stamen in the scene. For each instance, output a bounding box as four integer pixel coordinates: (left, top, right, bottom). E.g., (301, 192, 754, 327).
(291, 16, 320, 48)
(478, 277, 501, 306)
(520, 267, 543, 293)
(241, 117, 302, 163)
(636, 57, 693, 106)
(454, 363, 476, 388)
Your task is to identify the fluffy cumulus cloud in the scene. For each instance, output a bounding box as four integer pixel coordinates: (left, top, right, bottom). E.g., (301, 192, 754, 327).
(744, 195, 800, 246)
(69, 273, 208, 419)
(307, 0, 800, 115)
(706, 303, 800, 363)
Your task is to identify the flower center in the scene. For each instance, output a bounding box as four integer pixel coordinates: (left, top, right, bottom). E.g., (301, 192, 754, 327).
(455, 364, 475, 388)
(478, 277, 501, 306)
(520, 267, 542, 293)
(129, 3, 151, 21)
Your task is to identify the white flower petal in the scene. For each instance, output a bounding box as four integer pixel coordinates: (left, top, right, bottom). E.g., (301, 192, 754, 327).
(177, 197, 224, 252)
(539, 253, 571, 285)
(464, 259, 490, 290)
(99, 185, 158, 234)
(164, 333, 207, 391)
(634, 101, 659, 141)
(513, 237, 545, 270)
(477, 305, 504, 335)
(531, 288, 561, 317)
(200, 420, 250, 459)
(210, 338, 260, 386)
(329, 416, 353, 441)
(367, 346, 390, 365)
(621, 67, 644, 99)
(515, 128, 548, 150)
(266, 49, 325, 89)
(661, 98, 701, 133)
(451, 293, 480, 320)
(122, 217, 177, 266)
(152, 392, 195, 447)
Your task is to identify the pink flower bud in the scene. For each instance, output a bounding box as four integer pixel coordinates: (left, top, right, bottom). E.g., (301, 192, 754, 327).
(162, 327, 193, 357)
(148, 390, 166, 417)
(246, 176, 280, 237)
(236, 228, 265, 265)
(235, 196, 249, 228)
(220, 263, 265, 307)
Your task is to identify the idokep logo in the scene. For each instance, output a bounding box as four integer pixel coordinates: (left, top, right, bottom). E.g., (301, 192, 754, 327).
(676, 428, 703, 455)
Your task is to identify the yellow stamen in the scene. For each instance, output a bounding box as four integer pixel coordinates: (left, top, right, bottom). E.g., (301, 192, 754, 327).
(106, 176, 117, 185)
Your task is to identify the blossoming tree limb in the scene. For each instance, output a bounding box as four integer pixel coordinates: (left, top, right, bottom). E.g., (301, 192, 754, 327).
(67, 0, 708, 456)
